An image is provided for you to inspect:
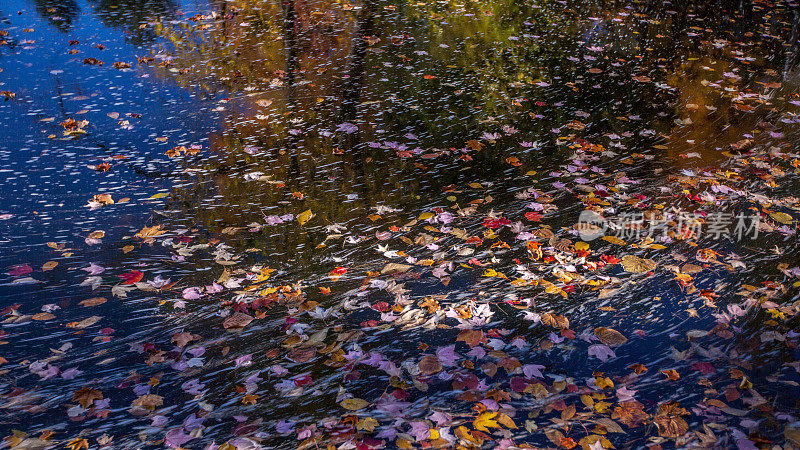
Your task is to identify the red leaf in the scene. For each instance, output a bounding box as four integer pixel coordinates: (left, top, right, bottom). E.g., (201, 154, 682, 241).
(7, 264, 33, 277)
(524, 211, 543, 222)
(691, 362, 716, 375)
(118, 270, 143, 284)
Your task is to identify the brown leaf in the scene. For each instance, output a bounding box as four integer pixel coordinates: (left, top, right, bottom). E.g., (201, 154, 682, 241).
(32, 313, 55, 321)
(135, 225, 166, 240)
(456, 329, 487, 347)
(481, 362, 498, 377)
(78, 297, 107, 307)
(223, 312, 253, 329)
(288, 346, 316, 363)
(73, 387, 103, 408)
(654, 401, 690, 438)
(591, 418, 625, 434)
(541, 312, 570, 329)
(594, 327, 628, 346)
(68, 316, 102, 328)
(171, 332, 199, 348)
(418, 355, 442, 375)
(561, 405, 576, 421)
(92, 194, 114, 205)
(612, 400, 649, 427)
(661, 369, 680, 380)
(131, 394, 163, 410)
(654, 415, 688, 439)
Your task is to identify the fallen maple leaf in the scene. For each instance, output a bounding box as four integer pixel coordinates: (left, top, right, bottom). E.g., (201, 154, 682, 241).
(73, 386, 103, 408)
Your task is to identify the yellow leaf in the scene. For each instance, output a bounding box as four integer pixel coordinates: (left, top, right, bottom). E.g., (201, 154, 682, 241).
(770, 212, 793, 224)
(67, 438, 89, 450)
(297, 209, 314, 226)
(574, 242, 589, 251)
(496, 413, 517, 429)
(474, 412, 499, 432)
(148, 192, 168, 199)
(260, 287, 278, 296)
(466, 140, 484, 151)
(88, 230, 105, 239)
(42, 261, 58, 271)
(620, 255, 656, 273)
(356, 417, 378, 432)
(602, 235, 626, 245)
(135, 225, 165, 239)
(482, 268, 498, 277)
(455, 426, 481, 445)
(340, 398, 369, 410)
(594, 401, 612, 413)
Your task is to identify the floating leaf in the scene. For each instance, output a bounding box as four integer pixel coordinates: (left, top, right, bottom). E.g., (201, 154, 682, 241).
(73, 387, 103, 408)
(297, 209, 314, 226)
(132, 394, 163, 410)
(32, 313, 55, 321)
(474, 412, 499, 432)
(68, 316, 102, 329)
(340, 398, 369, 410)
(135, 225, 165, 239)
(87, 230, 105, 240)
(770, 211, 793, 224)
(602, 236, 626, 245)
(594, 327, 628, 346)
(287, 346, 316, 363)
(620, 255, 656, 273)
(418, 355, 443, 375)
(223, 312, 253, 329)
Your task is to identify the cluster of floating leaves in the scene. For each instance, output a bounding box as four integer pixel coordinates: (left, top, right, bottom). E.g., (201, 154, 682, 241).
(0, 0, 799, 449)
